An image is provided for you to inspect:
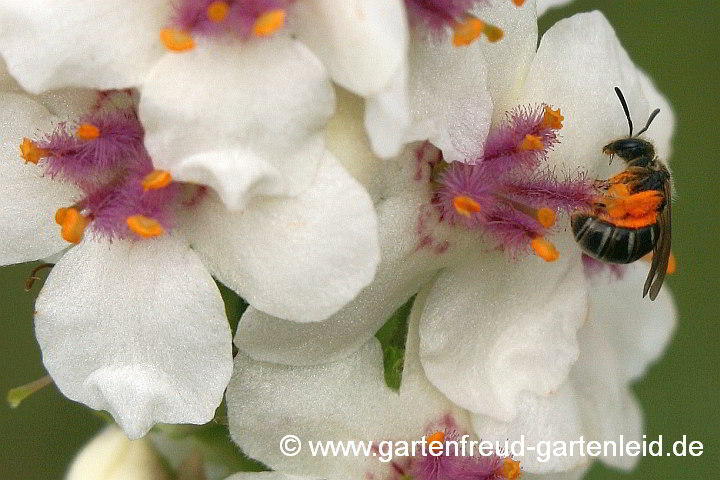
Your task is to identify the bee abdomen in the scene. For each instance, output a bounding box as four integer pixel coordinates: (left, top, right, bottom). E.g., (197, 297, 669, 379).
(571, 214, 658, 264)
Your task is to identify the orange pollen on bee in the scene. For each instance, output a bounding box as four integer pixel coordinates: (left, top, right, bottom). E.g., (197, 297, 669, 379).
(520, 134, 544, 151)
(512, 0, 526, 6)
(542, 106, 564, 130)
(426, 431, 445, 455)
(452, 15, 485, 46)
(207, 1, 230, 22)
(127, 215, 165, 238)
(19, 138, 49, 164)
(75, 123, 100, 140)
(252, 9, 286, 37)
(452, 195, 482, 217)
(605, 191, 663, 219)
(59, 208, 90, 244)
(142, 169, 173, 191)
(499, 457, 523, 479)
(160, 28, 196, 52)
(535, 208, 556, 228)
(531, 237, 559, 262)
(607, 183, 631, 197)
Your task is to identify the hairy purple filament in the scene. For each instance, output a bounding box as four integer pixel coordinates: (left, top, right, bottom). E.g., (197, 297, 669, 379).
(171, 0, 294, 38)
(405, 0, 487, 33)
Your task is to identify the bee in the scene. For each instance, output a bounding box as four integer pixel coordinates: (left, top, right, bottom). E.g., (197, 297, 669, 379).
(572, 87, 672, 300)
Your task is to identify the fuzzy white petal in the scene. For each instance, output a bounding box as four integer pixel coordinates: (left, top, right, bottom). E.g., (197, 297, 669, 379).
(519, 12, 666, 178)
(586, 262, 677, 382)
(228, 287, 462, 480)
(0, 0, 169, 93)
(140, 38, 334, 210)
(0, 93, 82, 265)
(637, 69, 676, 160)
(405, 38, 492, 163)
(472, 0, 538, 110)
(236, 178, 451, 363)
(182, 152, 379, 323)
(472, 385, 588, 473)
(364, 63, 410, 158)
(291, 0, 407, 97)
(419, 251, 588, 421)
(34, 237, 232, 439)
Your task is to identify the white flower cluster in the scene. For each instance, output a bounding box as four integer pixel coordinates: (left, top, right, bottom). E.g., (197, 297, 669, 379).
(0, 0, 676, 479)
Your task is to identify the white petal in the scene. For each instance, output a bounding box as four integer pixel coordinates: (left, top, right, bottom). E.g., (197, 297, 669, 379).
(537, 0, 575, 17)
(0, 93, 81, 265)
(236, 171, 454, 363)
(0, 0, 169, 93)
(182, 152, 379, 323)
(34, 237, 232, 439)
(405, 37, 492, 163)
(67, 425, 171, 480)
(519, 12, 662, 177)
(228, 288, 462, 480)
(523, 466, 589, 480)
(291, 0, 408, 98)
(419, 249, 588, 421)
(586, 262, 677, 382)
(364, 62, 410, 158)
(472, 0, 539, 110)
(139, 37, 334, 210)
(637, 69, 676, 160)
(471, 385, 588, 473)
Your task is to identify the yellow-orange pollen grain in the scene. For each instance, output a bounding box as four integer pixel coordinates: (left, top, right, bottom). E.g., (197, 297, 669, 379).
(452, 195, 482, 217)
(207, 1, 230, 22)
(252, 9, 286, 37)
(426, 431, 445, 455)
(160, 28, 196, 52)
(58, 208, 90, 244)
(499, 457, 523, 479)
(535, 207, 556, 228)
(542, 106, 564, 130)
(19, 138, 49, 164)
(75, 123, 100, 140)
(531, 237, 559, 262)
(142, 169, 173, 191)
(452, 15, 504, 46)
(520, 134, 544, 151)
(127, 215, 165, 238)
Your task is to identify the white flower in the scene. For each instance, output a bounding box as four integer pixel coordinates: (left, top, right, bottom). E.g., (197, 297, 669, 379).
(0, 65, 379, 438)
(0, 0, 409, 198)
(226, 262, 676, 478)
(66, 425, 171, 480)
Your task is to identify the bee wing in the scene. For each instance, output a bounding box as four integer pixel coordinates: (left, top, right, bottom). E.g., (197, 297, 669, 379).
(643, 180, 672, 300)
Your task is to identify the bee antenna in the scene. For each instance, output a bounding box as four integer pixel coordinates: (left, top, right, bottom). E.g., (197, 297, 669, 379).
(614, 86, 633, 137)
(636, 108, 661, 136)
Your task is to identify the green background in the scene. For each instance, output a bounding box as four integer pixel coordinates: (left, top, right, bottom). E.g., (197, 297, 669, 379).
(1, 0, 718, 478)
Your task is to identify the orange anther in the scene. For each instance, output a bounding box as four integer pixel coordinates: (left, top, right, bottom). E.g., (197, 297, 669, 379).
(531, 237, 559, 262)
(142, 170, 172, 191)
(60, 208, 89, 244)
(452, 195, 482, 217)
(160, 28, 195, 52)
(512, 0, 526, 5)
(536, 208, 556, 228)
(499, 457, 522, 479)
(452, 16, 485, 47)
(427, 431, 445, 455)
(207, 1, 230, 22)
(19, 138, 49, 164)
(75, 123, 100, 140)
(252, 9, 286, 37)
(127, 215, 165, 238)
(55, 207, 68, 225)
(483, 24, 504, 43)
(542, 106, 564, 130)
(520, 134, 544, 151)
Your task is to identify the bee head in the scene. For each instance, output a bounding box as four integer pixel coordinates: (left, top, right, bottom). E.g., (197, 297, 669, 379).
(602, 138, 655, 164)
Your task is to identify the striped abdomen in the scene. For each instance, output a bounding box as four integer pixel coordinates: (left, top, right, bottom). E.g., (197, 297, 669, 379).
(571, 214, 658, 264)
